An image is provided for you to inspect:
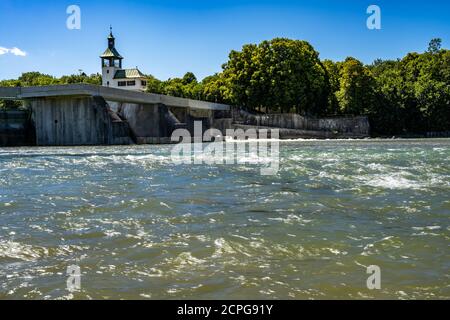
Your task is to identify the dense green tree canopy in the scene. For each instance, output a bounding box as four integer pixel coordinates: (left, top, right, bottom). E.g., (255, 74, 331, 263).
(335, 57, 377, 115)
(368, 46, 450, 134)
(322, 59, 340, 114)
(0, 71, 101, 88)
(222, 38, 329, 115)
(201, 73, 231, 104)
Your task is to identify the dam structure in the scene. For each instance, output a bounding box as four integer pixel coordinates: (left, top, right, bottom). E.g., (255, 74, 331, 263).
(0, 84, 370, 146)
(0, 84, 231, 146)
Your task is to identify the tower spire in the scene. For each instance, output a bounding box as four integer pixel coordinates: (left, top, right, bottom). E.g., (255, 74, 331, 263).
(107, 26, 116, 49)
(108, 25, 114, 39)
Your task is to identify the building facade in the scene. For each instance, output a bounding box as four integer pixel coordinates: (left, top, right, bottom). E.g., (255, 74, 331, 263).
(100, 29, 147, 91)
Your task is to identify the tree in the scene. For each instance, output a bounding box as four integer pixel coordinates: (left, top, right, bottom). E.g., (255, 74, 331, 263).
(18, 72, 58, 86)
(222, 38, 329, 115)
(0, 99, 22, 110)
(369, 42, 450, 134)
(59, 73, 101, 85)
(428, 38, 442, 54)
(163, 77, 186, 97)
(201, 73, 231, 103)
(335, 57, 377, 115)
(222, 44, 258, 110)
(145, 75, 165, 94)
(322, 59, 340, 114)
(182, 72, 197, 85)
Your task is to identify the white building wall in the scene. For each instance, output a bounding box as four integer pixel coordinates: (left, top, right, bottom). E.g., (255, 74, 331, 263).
(102, 67, 146, 91)
(102, 66, 120, 87)
(114, 78, 147, 91)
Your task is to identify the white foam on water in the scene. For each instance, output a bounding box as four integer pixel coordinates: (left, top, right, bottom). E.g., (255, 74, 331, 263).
(412, 226, 442, 231)
(268, 214, 312, 225)
(135, 268, 164, 278)
(0, 241, 82, 262)
(364, 173, 422, 190)
(213, 238, 236, 257)
(159, 202, 172, 209)
(173, 252, 206, 266)
(104, 230, 121, 238)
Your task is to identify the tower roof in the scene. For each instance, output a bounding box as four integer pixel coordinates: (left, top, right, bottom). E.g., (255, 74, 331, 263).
(113, 68, 146, 79)
(100, 47, 123, 59)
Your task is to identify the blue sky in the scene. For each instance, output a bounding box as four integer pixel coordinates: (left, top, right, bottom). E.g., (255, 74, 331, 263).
(0, 0, 449, 81)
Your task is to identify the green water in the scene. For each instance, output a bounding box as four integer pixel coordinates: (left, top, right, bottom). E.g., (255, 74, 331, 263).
(0, 139, 449, 299)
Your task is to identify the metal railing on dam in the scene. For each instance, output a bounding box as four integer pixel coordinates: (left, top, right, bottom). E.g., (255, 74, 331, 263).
(0, 84, 230, 111)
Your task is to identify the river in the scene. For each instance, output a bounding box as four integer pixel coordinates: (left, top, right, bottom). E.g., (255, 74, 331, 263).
(0, 139, 449, 299)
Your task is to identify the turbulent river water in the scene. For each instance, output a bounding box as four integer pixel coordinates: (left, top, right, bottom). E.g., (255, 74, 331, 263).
(0, 139, 449, 299)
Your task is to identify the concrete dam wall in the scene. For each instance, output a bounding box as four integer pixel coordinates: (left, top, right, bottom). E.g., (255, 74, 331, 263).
(108, 102, 215, 144)
(232, 109, 370, 137)
(0, 84, 371, 146)
(0, 84, 231, 146)
(31, 96, 133, 146)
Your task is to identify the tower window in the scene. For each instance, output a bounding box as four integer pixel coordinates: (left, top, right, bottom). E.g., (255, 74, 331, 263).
(107, 81, 110, 86)
(107, 70, 109, 74)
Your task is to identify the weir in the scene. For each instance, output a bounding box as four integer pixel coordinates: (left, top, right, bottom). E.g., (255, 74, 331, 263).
(0, 84, 230, 146)
(0, 84, 370, 146)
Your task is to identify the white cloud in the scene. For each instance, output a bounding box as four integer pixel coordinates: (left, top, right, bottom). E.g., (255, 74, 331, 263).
(0, 46, 27, 57)
(9, 47, 27, 56)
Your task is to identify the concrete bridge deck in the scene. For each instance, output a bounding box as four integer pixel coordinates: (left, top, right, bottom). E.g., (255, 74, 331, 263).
(0, 84, 230, 111)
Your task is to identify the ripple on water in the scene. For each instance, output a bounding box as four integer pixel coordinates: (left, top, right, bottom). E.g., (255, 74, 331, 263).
(0, 140, 449, 299)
